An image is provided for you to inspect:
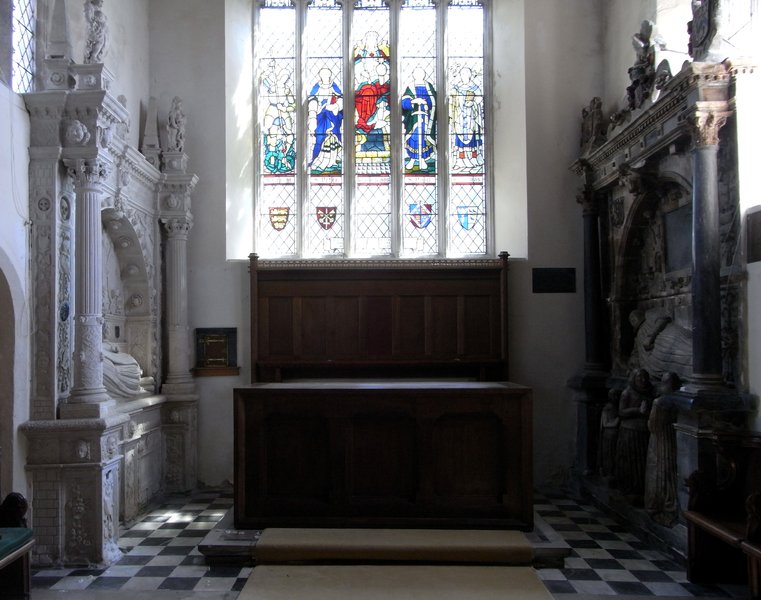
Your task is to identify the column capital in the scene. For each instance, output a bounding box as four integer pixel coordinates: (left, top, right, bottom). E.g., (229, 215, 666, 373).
(161, 216, 193, 239)
(64, 158, 110, 190)
(688, 103, 733, 147)
(576, 188, 600, 216)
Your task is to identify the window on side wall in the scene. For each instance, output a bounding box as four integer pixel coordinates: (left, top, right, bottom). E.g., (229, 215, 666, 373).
(253, 0, 492, 259)
(11, 0, 35, 94)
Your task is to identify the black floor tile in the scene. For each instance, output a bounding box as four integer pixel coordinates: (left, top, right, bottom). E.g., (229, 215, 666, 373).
(232, 577, 249, 591)
(561, 568, 602, 581)
(135, 566, 176, 578)
(31, 577, 66, 589)
(115, 554, 153, 566)
(543, 580, 578, 594)
(585, 558, 624, 570)
(606, 580, 655, 595)
(158, 577, 202, 590)
(86, 576, 130, 590)
(157, 546, 196, 556)
(630, 569, 677, 583)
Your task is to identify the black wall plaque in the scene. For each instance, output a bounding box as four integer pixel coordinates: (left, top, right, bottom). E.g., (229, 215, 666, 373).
(532, 268, 576, 293)
(749, 210, 761, 264)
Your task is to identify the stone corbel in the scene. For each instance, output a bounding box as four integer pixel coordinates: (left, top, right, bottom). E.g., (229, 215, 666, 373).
(617, 161, 658, 195)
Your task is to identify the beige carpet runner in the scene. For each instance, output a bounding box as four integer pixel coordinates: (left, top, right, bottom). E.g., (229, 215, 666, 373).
(239, 528, 552, 599)
(240, 565, 553, 600)
(256, 527, 534, 564)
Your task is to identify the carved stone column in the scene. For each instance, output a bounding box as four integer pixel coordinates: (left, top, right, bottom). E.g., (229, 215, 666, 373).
(687, 103, 732, 391)
(162, 216, 195, 393)
(159, 151, 199, 492)
(62, 158, 112, 417)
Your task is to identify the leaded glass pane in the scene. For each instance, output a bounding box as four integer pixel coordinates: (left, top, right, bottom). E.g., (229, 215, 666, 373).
(12, 0, 35, 94)
(448, 2, 485, 255)
(353, 0, 391, 255)
(400, 0, 437, 256)
(258, 3, 297, 256)
(306, 0, 345, 256)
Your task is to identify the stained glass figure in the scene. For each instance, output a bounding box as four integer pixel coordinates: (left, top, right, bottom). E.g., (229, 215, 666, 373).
(450, 66, 483, 174)
(308, 68, 343, 174)
(354, 29, 391, 171)
(262, 63, 296, 174)
(402, 67, 436, 173)
(353, 3, 392, 255)
(257, 2, 298, 256)
(448, 1, 485, 255)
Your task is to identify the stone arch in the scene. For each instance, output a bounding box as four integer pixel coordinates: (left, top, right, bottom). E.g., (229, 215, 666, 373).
(0, 247, 28, 496)
(101, 207, 156, 387)
(611, 173, 693, 374)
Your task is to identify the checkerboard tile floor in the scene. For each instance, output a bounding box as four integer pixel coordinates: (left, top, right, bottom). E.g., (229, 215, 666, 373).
(534, 491, 750, 598)
(31, 490, 251, 593)
(31, 489, 752, 597)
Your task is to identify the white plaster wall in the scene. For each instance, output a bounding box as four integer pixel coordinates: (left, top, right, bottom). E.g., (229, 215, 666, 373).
(0, 84, 31, 496)
(149, 0, 250, 487)
(510, 0, 603, 486)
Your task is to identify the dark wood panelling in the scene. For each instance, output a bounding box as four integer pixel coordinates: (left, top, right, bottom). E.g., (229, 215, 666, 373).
(248, 255, 510, 381)
(264, 415, 330, 501)
(234, 382, 532, 530)
(349, 415, 416, 501)
(301, 297, 327, 357)
(367, 296, 393, 356)
(267, 297, 293, 357)
(433, 414, 501, 498)
(398, 296, 426, 357)
(431, 296, 458, 357)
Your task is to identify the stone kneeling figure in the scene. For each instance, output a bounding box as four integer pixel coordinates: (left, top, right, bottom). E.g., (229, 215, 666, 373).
(102, 347, 150, 401)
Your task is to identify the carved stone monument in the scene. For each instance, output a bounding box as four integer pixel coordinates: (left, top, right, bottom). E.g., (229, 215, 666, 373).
(19, 0, 198, 567)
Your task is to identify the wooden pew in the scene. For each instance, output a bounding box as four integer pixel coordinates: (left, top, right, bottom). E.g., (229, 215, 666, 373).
(0, 493, 34, 600)
(684, 432, 761, 599)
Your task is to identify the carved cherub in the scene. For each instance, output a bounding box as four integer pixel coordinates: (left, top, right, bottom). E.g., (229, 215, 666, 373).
(84, 0, 109, 64)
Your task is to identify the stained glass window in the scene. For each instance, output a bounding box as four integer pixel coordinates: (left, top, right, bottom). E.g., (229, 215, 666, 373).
(253, 0, 490, 259)
(12, 0, 36, 94)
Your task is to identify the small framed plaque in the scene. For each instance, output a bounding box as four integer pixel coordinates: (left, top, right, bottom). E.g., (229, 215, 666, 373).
(193, 328, 240, 376)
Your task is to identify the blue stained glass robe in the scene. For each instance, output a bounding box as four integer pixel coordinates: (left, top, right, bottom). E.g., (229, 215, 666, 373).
(402, 82, 436, 164)
(309, 80, 343, 164)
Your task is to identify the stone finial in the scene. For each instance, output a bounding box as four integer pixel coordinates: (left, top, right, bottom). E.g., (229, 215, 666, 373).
(83, 0, 109, 64)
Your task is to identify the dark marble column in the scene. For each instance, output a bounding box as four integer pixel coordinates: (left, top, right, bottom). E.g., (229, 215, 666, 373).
(577, 183, 607, 373)
(688, 107, 731, 390)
